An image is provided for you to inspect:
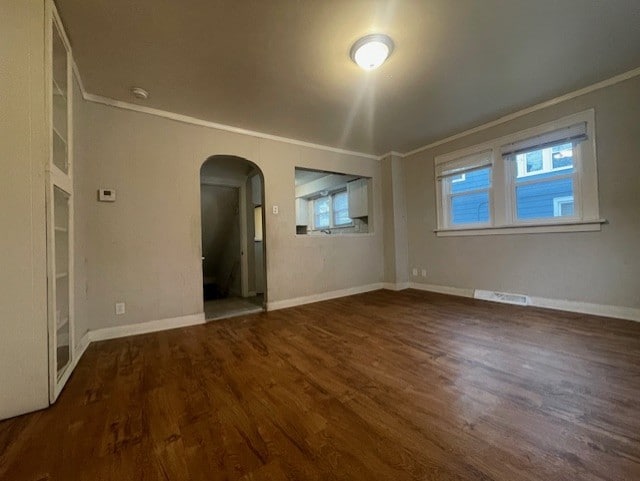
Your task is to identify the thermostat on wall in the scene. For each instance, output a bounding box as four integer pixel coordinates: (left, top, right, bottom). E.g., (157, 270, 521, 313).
(98, 188, 116, 202)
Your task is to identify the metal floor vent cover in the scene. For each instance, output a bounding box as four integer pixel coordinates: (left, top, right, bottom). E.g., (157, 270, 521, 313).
(474, 289, 530, 306)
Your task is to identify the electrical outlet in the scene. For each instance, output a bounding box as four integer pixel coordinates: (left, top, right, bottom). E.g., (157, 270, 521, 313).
(115, 302, 125, 315)
(412, 267, 418, 276)
(272, 205, 279, 214)
(421, 269, 427, 277)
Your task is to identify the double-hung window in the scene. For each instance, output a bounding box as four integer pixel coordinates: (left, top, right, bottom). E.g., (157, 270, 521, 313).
(435, 110, 602, 235)
(436, 150, 493, 228)
(313, 196, 331, 229)
(312, 190, 352, 230)
(332, 191, 351, 226)
(502, 122, 586, 223)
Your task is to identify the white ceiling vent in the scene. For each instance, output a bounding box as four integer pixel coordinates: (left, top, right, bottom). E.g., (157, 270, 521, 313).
(474, 289, 530, 306)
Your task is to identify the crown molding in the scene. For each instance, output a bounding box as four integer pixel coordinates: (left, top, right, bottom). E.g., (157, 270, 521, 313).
(403, 66, 640, 158)
(71, 58, 640, 161)
(74, 82, 379, 162)
(378, 151, 406, 160)
(70, 56, 379, 160)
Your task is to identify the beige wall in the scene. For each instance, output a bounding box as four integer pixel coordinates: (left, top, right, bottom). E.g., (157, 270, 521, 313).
(381, 153, 409, 285)
(0, 1, 50, 419)
(403, 76, 640, 309)
(79, 101, 384, 330)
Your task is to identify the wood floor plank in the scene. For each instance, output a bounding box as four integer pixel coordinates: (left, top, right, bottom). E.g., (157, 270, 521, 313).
(1, 289, 639, 480)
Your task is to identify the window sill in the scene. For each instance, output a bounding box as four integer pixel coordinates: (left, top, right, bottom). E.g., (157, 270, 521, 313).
(296, 227, 371, 237)
(435, 219, 606, 237)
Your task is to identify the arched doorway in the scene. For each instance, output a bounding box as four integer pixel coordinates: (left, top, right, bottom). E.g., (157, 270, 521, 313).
(199, 155, 267, 320)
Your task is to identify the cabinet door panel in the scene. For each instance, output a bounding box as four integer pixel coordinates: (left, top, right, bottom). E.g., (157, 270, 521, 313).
(348, 178, 368, 218)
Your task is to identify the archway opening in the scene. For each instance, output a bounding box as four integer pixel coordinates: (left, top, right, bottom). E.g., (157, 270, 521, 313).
(199, 155, 267, 320)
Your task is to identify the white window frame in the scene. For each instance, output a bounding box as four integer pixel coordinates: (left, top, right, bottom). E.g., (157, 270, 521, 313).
(515, 144, 574, 178)
(435, 109, 603, 236)
(553, 196, 574, 217)
(505, 142, 582, 226)
(310, 189, 353, 231)
(313, 195, 331, 229)
(331, 190, 352, 227)
(439, 165, 493, 230)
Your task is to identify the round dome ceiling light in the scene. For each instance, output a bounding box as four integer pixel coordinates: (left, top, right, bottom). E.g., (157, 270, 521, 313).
(350, 34, 394, 71)
(130, 86, 149, 100)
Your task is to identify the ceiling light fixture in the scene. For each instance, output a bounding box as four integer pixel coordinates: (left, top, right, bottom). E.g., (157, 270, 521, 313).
(350, 34, 394, 71)
(130, 86, 149, 100)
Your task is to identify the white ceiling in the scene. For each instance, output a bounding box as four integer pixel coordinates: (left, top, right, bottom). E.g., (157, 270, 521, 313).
(58, 0, 640, 156)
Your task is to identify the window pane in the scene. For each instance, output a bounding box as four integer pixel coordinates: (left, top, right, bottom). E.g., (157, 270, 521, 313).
(314, 197, 330, 228)
(450, 192, 490, 225)
(525, 150, 543, 173)
(516, 143, 574, 180)
(551, 142, 573, 170)
(332, 191, 351, 226)
(516, 178, 574, 220)
(555, 198, 574, 217)
(449, 167, 491, 193)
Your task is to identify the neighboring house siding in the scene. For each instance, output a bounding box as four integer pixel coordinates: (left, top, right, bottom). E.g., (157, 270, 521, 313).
(450, 159, 574, 224)
(450, 169, 490, 224)
(516, 177, 573, 219)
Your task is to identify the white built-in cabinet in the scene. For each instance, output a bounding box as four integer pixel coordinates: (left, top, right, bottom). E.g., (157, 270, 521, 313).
(347, 178, 369, 218)
(46, 1, 75, 402)
(295, 198, 308, 225)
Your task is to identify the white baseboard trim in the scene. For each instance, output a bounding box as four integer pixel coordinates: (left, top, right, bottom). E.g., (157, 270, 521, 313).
(267, 283, 385, 311)
(529, 296, 640, 323)
(89, 313, 206, 342)
(56, 315, 203, 391)
(408, 282, 474, 298)
(381, 282, 410, 291)
(407, 282, 640, 322)
(73, 332, 91, 365)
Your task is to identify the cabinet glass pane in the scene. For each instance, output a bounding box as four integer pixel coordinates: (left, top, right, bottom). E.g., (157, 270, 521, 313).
(52, 23, 68, 174)
(52, 23, 67, 98)
(54, 187, 70, 376)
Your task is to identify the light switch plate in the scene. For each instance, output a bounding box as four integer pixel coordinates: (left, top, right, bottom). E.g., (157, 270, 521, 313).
(98, 188, 116, 202)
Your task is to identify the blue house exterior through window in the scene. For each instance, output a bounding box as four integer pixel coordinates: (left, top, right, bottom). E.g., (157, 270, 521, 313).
(436, 114, 598, 235)
(448, 168, 491, 225)
(448, 143, 575, 224)
(514, 142, 575, 220)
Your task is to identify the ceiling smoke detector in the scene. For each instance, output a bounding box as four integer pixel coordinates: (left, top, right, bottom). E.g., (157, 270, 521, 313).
(130, 86, 149, 100)
(350, 34, 394, 71)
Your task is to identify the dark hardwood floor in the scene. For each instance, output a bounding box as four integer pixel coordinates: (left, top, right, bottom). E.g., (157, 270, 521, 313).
(1, 289, 639, 480)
